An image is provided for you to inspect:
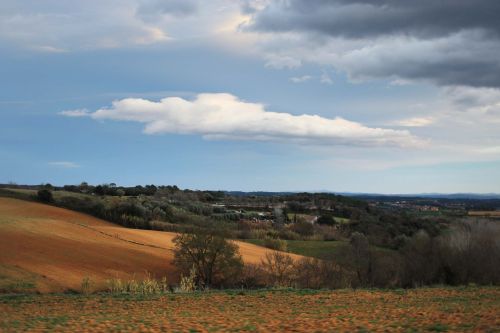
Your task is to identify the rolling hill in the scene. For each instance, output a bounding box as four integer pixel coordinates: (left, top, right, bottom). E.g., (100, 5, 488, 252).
(0, 197, 295, 293)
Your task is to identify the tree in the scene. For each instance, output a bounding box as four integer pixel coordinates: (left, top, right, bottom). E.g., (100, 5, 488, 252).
(260, 251, 295, 287)
(400, 230, 438, 287)
(37, 189, 54, 203)
(316, 215, 336, 226)
(349, 232, 372, 286)
(94, 185, 105, 196)
(173, 231, 243, 288)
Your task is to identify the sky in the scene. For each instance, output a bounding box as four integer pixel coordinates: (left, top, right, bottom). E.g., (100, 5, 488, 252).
(1, 0, 500, 194)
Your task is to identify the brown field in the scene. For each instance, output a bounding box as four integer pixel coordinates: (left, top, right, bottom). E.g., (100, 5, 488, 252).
(1, 288, 499, 332)
(468, 210, 500, 217)
(0, 197, 299, 293)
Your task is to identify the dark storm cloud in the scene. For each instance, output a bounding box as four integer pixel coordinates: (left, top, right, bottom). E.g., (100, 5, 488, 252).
(243, 0, 500, 88)
(247, 0, 500, 39)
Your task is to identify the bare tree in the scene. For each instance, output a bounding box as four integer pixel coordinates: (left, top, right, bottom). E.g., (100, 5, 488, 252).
(349, 232, 372, 287)
(260, 251, 295, 287)
(173, 231, 243, 288)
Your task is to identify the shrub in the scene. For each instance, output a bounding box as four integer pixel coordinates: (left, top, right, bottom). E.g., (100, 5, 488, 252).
(277, 229, 301, 240)
(106, 278, 125, 294)
(438, 220, 500, 285)
(37, 189, 54, 203)
(293, 257, 352, 289)
(260, 251, 295, 288)
(399, 230, 439, 287)
(81, 276, 94, 295)
(290, 221, 314, 237)
(316, 215, 336, 226)
(263, 237, 288, 251)
(106, 275, 171, 295)
(139, 273, 161, 295)
(238, 264, 266, 289)
(179, 266, 197, 292)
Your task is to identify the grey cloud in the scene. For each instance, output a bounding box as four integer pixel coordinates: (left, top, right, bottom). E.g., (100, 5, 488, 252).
(244, 0, 500, 88)
(136, 0, 198, 20)
(335, 30, 500, 87)
(247, 0, 500, 39)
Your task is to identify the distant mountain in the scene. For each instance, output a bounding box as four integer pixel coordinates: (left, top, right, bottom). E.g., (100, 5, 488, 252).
(340, 193, 500, 200)
(225, 190, 500, 200)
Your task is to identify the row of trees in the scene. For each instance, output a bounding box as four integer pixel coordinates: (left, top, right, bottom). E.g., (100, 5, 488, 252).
(31, 182, 457, 248)
(173, 220, 500, 290)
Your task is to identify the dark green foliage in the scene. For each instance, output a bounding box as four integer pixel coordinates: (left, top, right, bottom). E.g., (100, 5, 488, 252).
(37, 189, 53, 203)
(316, 215, 336, 226)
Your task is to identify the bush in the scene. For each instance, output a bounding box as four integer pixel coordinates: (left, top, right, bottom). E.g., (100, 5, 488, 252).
(81, 276, 94, 295)
(263, 237, 288, 251)
(438, 220, 500, 285)
(317, 215, 336, 226)
(37, 189, 54, 203)
(314, 224, 341, 241)
(293, 257, 352, 289)
(290, 221, 314, 237)
(260, 251, 296, 287)
(277, 229, 301, 240)
(238, 264, 266, 289)
(105, 275, 170, 295)
(179, 266, 197, 292)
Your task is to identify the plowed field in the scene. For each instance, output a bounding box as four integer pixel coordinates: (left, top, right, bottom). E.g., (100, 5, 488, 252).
(1, 288, 498, 332)
(0, 197, 296, 293)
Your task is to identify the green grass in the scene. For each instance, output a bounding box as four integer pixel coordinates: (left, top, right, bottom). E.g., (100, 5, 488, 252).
(0, 265, 38, 293)
(0, 188, 91, 203)
(243, 239, 348, 259)
(333, 216, 350, 224)
(287, 213, 315, 221)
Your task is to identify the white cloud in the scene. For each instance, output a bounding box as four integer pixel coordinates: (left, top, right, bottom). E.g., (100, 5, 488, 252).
(71, 93, 424, 148)
(392, 117, 435, 127)
(0, 0, 171, 51)
(31, 45, 67, 53)
(48, 161, 80, 168)
(59, 109, 91, 117)
(290, 75, 312, 83)
(264, 54, 301, 69)
(0, 0, 247, 52)
(320, 72, 333, 85)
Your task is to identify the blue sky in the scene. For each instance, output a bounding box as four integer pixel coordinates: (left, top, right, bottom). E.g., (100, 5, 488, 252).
(1, 0, 500, 193)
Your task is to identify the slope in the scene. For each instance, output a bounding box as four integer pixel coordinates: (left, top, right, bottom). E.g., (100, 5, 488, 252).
(0, 197, 295, 293)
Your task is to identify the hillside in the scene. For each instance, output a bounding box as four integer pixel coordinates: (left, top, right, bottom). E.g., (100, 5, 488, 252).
(0, 197, 295, 293)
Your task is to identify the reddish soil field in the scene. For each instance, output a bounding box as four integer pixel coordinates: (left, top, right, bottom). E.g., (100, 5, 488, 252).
(1, 288, 498, 332)
(468, 211, 500, 217)
(0, 198, 297, 293)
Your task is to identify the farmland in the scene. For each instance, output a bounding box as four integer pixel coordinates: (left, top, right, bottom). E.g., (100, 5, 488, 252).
(468, 211, 500, 218)
(0, 197, 296, 293)
(1, 287, 499, 332)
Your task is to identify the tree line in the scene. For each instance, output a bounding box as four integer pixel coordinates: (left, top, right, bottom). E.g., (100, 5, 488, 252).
(174, 220, 500, 290)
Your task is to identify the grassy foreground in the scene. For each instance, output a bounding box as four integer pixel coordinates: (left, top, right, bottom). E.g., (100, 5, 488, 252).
(1, 287, 498, 332)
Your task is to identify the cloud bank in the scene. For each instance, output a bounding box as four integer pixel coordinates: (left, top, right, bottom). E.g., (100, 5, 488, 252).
(242, 0, 500, 88)
(65, 93, 423, 148)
